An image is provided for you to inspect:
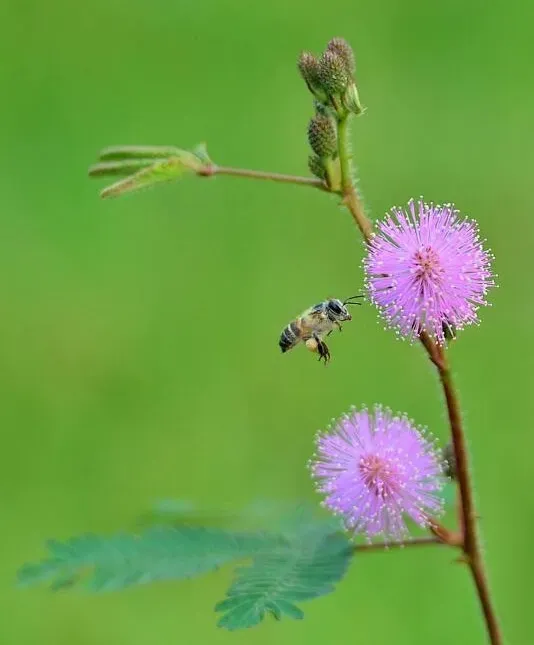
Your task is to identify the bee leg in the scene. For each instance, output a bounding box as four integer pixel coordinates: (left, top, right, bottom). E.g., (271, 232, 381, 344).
(336, 322, 343, 333)
(316, 338, 331, 365)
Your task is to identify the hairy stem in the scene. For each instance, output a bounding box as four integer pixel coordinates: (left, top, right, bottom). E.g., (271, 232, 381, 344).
(199, 165, 328, 190)
(337, 116, 374, 241)
(353, 536, 442, 553)
(433, 344, 503, 645)
(336, 121, 502, 642)
(471, 557, 503, 645)
(434, 345, 476, 552)
(427, 517, 462, 547)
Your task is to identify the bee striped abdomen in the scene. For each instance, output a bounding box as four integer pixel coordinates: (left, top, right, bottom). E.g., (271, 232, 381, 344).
(279, 321, 301, 353)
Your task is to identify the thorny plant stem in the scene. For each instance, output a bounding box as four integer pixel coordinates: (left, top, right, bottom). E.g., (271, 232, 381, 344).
(337, 116, 374, 242)
(336, 117, 503, 645)
(433, 344, 477, 552)
(434, 343, 503, 645)
(427, 517, 462, 547)
(199, 164, 329, 190)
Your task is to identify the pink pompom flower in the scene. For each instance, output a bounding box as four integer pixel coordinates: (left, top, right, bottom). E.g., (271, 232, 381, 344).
(310, 406, 445, 541)
(364, 199, 495, 343)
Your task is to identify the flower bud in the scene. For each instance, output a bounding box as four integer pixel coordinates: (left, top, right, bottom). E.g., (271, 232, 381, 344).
(318, 51, 350, 98)
(342, 82, 364, 115)
(298, 51, 327, 102)
(307, 114, 337, 158)
(308, 154, 326, 180)
(326, 37, 356, 75)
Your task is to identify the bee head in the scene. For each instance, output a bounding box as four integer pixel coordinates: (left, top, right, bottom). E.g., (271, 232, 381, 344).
(326, 298, 352, 321)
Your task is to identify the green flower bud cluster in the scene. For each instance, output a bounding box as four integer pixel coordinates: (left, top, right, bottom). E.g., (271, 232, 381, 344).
(306, 108, 341, 190)
(326, 37, 355, 75)
(308, 114, 337, 158)
(297, 38, 363, 118)
(307, 154, 326, 180)
(298, 38, 362, 190)
(298, 52, 327, 104)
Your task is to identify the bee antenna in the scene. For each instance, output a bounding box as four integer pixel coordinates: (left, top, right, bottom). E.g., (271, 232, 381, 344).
(343, 294, 365, 306)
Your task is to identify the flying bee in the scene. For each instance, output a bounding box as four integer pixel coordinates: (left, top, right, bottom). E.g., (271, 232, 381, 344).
(279, 296, 364, 364)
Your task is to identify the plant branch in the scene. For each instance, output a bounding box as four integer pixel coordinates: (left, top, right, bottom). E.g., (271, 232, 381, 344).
(336, 119, 502, 644)
(432, 343, 502, 645)
(471, 557, 504, 645)
(427, 517, 462, 547)
(337, 116, 374, 241)
(199, 164, 329, 191)
(434, 345, 474, 550)
(89, 148, 329, 198)
(353, 536, 442, 553)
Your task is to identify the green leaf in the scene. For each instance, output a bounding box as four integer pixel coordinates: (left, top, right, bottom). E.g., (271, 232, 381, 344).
(98, 145, 186, 161)
(89, 144, 214, 199)
(190, 142, 212, 164)
(18, 504, 353, 629)
(18, 527, 279, 592)
(99, 153, 203, 199)
(88, 159, 158, 178)
(215, 519, 352, 630)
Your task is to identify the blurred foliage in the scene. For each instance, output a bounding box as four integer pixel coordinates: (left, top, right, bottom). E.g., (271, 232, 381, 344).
(1, 0, 533, 643)
(215, 516, 352, 630)
(18, 527, 277, 593)
(19, 506, 352, 630)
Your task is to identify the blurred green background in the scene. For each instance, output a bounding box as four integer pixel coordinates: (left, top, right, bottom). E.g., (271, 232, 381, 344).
(1, 0, 532, 643)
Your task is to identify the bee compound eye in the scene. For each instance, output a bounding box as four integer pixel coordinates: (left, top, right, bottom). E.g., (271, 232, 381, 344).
(329, 301, 342, 315)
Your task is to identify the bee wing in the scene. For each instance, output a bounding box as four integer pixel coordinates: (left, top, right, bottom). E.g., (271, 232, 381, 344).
(300, 303, 325, 318)
(309, 309, 328, 321)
